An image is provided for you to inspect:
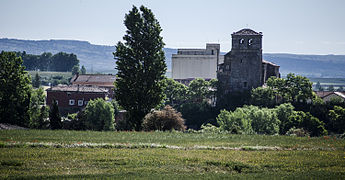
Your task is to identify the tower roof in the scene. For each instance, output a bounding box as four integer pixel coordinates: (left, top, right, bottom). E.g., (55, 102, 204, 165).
(232, 29, 262, 36)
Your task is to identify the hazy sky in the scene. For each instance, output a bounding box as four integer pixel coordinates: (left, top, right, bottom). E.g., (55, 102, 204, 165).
(1, 0, 345, 54)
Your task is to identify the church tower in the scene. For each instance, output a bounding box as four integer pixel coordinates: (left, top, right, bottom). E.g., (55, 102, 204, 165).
(217, 29, 263, 94)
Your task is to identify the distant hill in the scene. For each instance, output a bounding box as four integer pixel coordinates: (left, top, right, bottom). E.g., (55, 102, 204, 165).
(1, 38, 344, 78)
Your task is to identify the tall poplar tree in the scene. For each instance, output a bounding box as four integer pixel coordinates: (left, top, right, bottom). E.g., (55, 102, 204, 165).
(114, 5, 167, 130)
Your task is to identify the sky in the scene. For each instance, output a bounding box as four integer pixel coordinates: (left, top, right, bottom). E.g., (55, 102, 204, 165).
(1, 0, 345, 55)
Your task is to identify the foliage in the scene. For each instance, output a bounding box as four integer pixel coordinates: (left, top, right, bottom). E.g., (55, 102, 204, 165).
(188, 78, 213, 103)
(16, 51, 79, 72)
(289, 111, 327, 136)
(250, 87, 276, 108)
(199, 123, 223, 133)
(243, 106, 280, 135)
(274, 103, 296, 134)
(32, 72, 40, 88)
(80, 65, 86, 74)
(328, 106, 345, 134)
(114, 5, 166, 130)
(178, 102, 217, 130)
(28, 88, 48, 129)
(0, 51, 31, 127)
(267, 73, 313, 104)
(71, 65, 80, 75)
(162, 78, 188, 107)
(285, 127, 310, 137)
(142, 105, 185, 131)
(216, 109, 253, 134)
(49, 100, 62, 130)
(315, 81, 322, 91)
(327, 85, 335, 92)
(28, 71, 72, 86)
(81, 98, 115, 131)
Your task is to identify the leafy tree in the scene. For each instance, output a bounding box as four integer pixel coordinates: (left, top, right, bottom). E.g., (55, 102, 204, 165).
(162, 78, 188, 107)
(178, 102, 216, 129)
(0, 51, 31, 127)
(188, 78, 212, 103)
(82, 98, 115, 131)
(242, 106, 280, 135)
(32, 72, 41, 88)
(72, 65, 80, 75)
(274, 103, 296, 134)
(49, 100, 62, 129)
(328, 106, 345, 134)
(114, 5, 166, 130)
(315, 81, 322, 91)
(251, 87, 276, 108)
(216, 109, 253, 134)
(50, 52, 79, 72)
(28, 87, 46, 128)
(142, 105, 185, 131)
(80, 65, 86, 74)
(289, 111, 327, 136)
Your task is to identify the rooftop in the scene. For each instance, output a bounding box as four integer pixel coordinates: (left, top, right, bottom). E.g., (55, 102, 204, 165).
(232, 28, 262, 36)
(262, 60, 280, 67)
(70, 74, 116, 87)
(47, 85, 109, 93)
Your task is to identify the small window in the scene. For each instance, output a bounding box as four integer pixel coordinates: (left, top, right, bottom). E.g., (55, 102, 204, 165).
(240, 39, 245, 44)
(69, 99, 75, 106)
(248, 39, 253, 46)
(211, 50, 214, 55)
(55, 100, 58, 105)
(243, 82, 247, 88)
(78, 100, 83, 106)
(240, 59, 243, 63)
(84, 101, 89, 105)
(226, 65, 230, 70)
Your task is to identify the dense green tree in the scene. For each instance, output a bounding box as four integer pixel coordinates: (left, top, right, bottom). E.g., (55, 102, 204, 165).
(328, 106, 345, 134)
(162, 78, 188, 107)
(50, 52, 79, 72)
(82, 98, 115, 131)
(28, 87, 46, 128)
(188, 78, 212, 103)
(216, 108, 253, 134)
(114, 5, 166, 130)
(178, 102, 217, 129)
(0, 51, 31, 126)
(72, 65, 80, 75)
(289, 111, 327, 136)
(250, 87, 276, 108)
(80, 65, 86, 74)
(32, 72, 41, 88)
(274, 103, 296, 134)
(49, 100, 62, 129)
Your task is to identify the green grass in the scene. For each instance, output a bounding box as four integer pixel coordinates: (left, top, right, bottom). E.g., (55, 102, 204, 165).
(0, 130, 345, 179)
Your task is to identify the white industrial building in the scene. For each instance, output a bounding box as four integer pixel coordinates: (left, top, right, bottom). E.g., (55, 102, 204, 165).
(172, 43, 224, 82)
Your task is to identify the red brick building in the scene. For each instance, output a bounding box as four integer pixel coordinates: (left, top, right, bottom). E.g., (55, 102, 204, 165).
(46, 85, 109, 115)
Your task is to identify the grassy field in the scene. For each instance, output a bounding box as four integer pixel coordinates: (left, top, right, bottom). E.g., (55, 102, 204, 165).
(1, 130, 344, 179)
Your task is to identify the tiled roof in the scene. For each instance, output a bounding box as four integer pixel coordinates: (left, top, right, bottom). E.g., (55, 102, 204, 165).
(262, 60, 280, 67)
(47, 85, 109, 93)
(232, 29, 262, 36)
(315, 91, 333, 98)
(70, 74, 116, 87)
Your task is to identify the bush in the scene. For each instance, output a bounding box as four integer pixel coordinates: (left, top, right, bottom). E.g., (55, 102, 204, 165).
(200, 123, 223, 133)
(244, 106, 280, 135)
(328, 106, 345, 134)
(142, 105, 185, 131)
(274, 103, 296, 134)
(216, 109, 253, 134)
(286, 127, 310, 137)
(82, 98, 115, 131)
(289, 111, 327, 136)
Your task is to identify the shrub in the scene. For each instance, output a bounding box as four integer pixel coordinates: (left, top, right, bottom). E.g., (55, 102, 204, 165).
(200, 123, 223, 133)
(274, 103, 296, 134)
(328, 106, 345, 134)
(289, 111, 327, 136)
(82, 98, 115, 131)
(286, 127, 310, 137)
(244, 106, 280, 135)
(142, 105, 185, 131)
(216, 109, 253, 134)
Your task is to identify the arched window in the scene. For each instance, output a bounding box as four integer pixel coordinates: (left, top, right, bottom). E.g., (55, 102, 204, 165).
(240, 39, 245, 44)
(248, 39, 253, 46)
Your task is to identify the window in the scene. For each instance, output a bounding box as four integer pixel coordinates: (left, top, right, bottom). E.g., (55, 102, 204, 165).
(84, 101, 89, 105)
(243, 82, 247, 88)
(240, 59, 243, 63)
(69, 99, 75, 106)
(248, 39, 253, 46)
(240, 39, 245, 44)
(55, 100, 58, 105)
(226, 65, 230, 70)
(211, 50, 214, 55)
(78, 100, 83, 106)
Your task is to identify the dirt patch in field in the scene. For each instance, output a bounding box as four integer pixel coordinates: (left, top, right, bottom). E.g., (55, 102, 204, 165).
(0, 123, 27, 130)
